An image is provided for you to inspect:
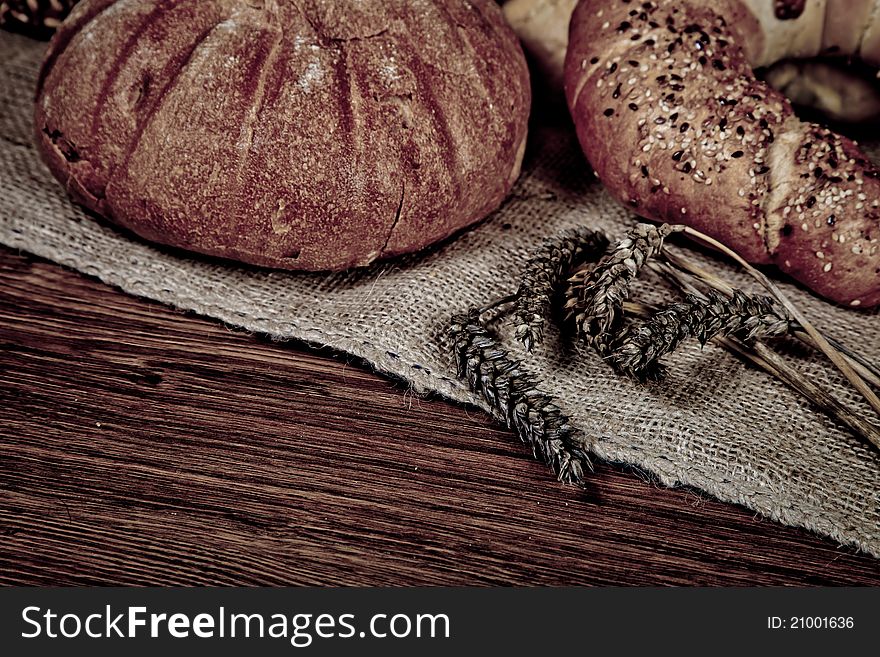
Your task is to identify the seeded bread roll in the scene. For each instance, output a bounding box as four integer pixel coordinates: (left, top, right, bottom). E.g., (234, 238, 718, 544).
(35, 0, 530, 271)
(504, 0, 880, 124)
(0, 0, 78, 38)
(564, 0, 880, 307)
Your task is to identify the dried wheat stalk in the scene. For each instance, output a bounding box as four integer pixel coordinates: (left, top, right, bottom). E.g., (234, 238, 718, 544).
(513, 227, 608, 351)
(448, 310, 591, 484)
(611, 290, 792, 378)
(622, 301, 880, 447)
(656, 248, 880, 389)
(676, 226, 880, 418)
(445, 220, 880, 473)
(566, 223, 682, 356)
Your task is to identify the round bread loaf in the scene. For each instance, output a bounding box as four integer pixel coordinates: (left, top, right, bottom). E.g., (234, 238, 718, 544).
(35, 0, 530, 271)
(563, 0, 880, 308)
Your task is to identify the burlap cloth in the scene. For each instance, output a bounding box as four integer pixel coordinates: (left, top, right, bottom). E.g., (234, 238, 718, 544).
(2, 30, 878, 557)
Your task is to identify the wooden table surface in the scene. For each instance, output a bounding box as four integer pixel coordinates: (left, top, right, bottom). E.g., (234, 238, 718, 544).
(1, 246, 878, 586)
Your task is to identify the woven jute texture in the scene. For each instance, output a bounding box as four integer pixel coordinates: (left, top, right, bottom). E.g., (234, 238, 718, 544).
(2, 31, 878, 556)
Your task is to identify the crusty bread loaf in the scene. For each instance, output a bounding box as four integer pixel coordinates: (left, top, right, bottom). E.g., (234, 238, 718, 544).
(740, 0, 880, 66)
(559, 0, 880, 307)
(35, 0, 531, 271)
(765, 60, 880, 123)
(503, 0, 577, 88)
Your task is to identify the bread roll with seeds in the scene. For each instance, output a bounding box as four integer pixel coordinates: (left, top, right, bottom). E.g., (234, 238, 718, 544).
(564, 0, 880, 307)
(504, 0, 880, 124)
(0, 0, 79, 38)
(35, 0, 530, 271)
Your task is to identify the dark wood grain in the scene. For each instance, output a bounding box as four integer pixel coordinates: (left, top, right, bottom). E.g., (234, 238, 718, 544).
(1, 247, 878, 586)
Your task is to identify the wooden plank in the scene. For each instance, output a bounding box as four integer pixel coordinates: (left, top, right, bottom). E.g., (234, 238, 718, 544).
(1, 248, 877, 585)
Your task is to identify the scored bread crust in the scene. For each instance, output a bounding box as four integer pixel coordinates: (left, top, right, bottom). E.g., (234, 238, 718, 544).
(35, 0, 531, 271)
(564, 0, 880, 307)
